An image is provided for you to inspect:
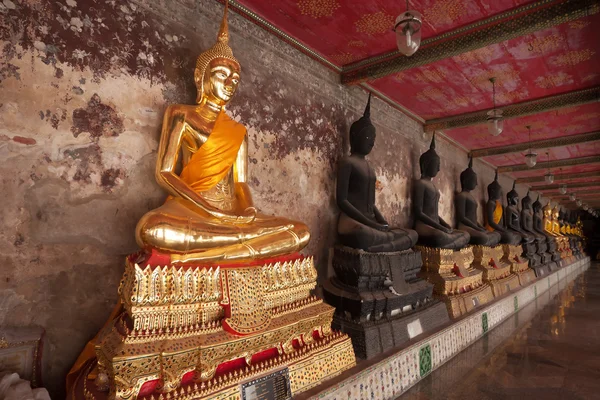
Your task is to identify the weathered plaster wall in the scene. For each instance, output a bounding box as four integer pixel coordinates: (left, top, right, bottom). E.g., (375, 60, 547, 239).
(0, 0, 533, 396)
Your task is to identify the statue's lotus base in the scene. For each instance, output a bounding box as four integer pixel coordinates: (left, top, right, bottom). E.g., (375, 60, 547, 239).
(70, 252, 355, 400)
(503, 244, 536, 286)
(471, 245, 520, 298)
(416, 246, 494, 318)
(72, 332, 354, 400)
(323, 247, 448, 359)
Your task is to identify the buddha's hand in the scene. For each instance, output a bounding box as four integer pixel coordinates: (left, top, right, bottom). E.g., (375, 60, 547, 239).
(229, 207, 257, 224)
(376, 223, 389, 232)
(444, 227, 453, 234)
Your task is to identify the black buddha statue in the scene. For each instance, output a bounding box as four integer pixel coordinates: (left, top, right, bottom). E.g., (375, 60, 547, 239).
(505, 181, 534, 244)
(336, 94, 418, 252)
(413, 134, 469, 249)
(484, 171, 521, 245)
(521, 190, 546, 243)
(455, 157, 501, 246)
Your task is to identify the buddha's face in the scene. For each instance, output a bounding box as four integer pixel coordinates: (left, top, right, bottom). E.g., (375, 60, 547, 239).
(507, 193, 518, 206)
(199, 58, 240, 106)
(351, 126, 376, 155)
(424, 156, 440, 178)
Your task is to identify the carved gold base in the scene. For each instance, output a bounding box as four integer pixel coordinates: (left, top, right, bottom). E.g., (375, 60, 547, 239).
(416, 246, 492, 318)
(439, 282, 494, 319)
(514, 269, 537, 287)
(79, 332, 355, 400)
(471, 245, 518, 298)
(87, 253, 355, 399)
(501, 244, 536, 287)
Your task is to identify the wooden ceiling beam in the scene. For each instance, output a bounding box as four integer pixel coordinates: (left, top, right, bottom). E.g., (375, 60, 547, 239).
(471, 130, 600, 158)
(517, 170, 600, 184)
(497, 155, 600, 173)
(533, 181, 600, 191)
(341, 0, 599, 85)
(425, 86, 599, 132)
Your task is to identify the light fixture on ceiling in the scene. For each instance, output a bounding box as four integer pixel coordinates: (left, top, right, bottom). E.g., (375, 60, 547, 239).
(583, 204, 589, 211)
(569, 192, 576, 201)
(486, 77, 503, 137)
(524, 125, 537, 168)
(558, 169, 567, 194)
(576, 199, 583, 207)
(544, 151, 554, 184)
(394, 0, 422, 57)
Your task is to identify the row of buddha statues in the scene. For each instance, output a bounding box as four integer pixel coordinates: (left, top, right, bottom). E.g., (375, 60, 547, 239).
(324, 95, 586, 359)
(66, 1, 586, 397)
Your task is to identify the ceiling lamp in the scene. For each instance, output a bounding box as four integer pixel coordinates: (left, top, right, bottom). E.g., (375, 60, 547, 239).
(583, 204, 589, 211)
(569, 192, 576, 201)
(486, 77, 503, 137)
(543, 151, 554, 184)
(576, 199, 582, 207)
(394, 1, 422, 57)
(524, 126, 537, 168)
(558, 169, 567, 194)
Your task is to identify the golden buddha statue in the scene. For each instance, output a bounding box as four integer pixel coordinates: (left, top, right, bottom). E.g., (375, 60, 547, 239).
(543, 202, 557, 236)
(66, 3, 355, 398)
(552, 205, 564, 236)
(135, 2, 308, 264)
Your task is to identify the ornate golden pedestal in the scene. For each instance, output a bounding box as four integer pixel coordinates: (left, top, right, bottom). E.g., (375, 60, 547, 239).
(471, 245, 520, 298)
(416, 246, 494, 318)
(503, 244, 536, 286)
(74, 253, 355, 399)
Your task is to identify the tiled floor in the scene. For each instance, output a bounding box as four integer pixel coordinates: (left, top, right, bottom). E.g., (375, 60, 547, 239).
(402, 264, 600, 400)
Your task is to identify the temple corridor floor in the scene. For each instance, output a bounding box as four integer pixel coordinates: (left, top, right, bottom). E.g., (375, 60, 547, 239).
(401, 263, 600, 400)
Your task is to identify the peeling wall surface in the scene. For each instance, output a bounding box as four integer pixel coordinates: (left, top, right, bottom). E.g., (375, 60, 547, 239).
(0, 0, 532, 396)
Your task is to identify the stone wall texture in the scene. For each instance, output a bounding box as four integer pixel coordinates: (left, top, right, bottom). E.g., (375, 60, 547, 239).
(0, 0, 536, 396)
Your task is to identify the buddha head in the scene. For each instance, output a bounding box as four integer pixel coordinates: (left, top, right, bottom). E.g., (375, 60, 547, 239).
(533, 195, 543, 214)
(487, 170, 502, 201)
(522, 189, 532, 210)
(460, 157, 477, 191)
(194, 0, 241, 107)
(507, 181, 519, 206)
(553, 205, 560, 220)
(349, 93, 376, 156)
(419, 133, 440, 178)
(544, 202, 552, 219)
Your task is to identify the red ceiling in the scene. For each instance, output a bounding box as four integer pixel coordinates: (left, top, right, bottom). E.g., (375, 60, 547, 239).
(237, 0, 533, 64)
(236, 0, 600, 192)
(370, 13, 600, 119)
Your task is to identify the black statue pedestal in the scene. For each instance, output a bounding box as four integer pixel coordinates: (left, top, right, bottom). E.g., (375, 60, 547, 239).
(323, 246, 449, 360)
(522, 241, 552, 278)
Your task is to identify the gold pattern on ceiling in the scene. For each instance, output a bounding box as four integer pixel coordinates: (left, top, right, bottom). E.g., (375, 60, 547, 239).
(413, 67, 448, 84)
(551, 49, 596, 67)
(347, 40, 366, 48)
(568, 20, 591, 29)
(330, 52, 363, 65)
(527, 34, 565, 54)
(453, 47, 495, 64)
(572, 112, 600, 122)
(535, 72, 574, 89)
(355, 11, 395, 35)
(297, 0, 340, 18)
(416, 86, 446, 103)
(423, 0, 466, 27)
(467, 64, 521, 88)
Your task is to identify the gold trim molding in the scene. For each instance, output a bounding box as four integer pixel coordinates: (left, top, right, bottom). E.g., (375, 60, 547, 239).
(518, 170, 600, 184)
(425, 86, 599, 132)
(472, 130, 600, 158)
(497, 155, 600, 173)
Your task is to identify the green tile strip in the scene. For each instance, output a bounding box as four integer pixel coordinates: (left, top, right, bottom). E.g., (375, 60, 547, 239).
(419, 344, 432, 378)
(514, 295, 519, 312)
(482, 312, 489, 333)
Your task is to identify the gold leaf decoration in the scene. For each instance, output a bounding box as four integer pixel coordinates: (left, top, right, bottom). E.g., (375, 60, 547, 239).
(347, 40, 366, 48)
(297, 0, 340, 18)
(423, 0, 466, 27)
(551, 49, 596, 67)
(355, 12, 395, 35)
(535, 72, 574, 89)
(330, 52, 362, 65)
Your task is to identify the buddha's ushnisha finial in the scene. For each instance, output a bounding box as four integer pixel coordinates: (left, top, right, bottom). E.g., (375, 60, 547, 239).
(537, 194, 540, 201)
(217, 0, 230, 43)
(364, 92, 371, 118)
(468, 156, 473, 168)
(526, 188, 530, 196)
(430, 132, 436, 150)
(494, 170, 498, 181)
(512, 180, 516, 190)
